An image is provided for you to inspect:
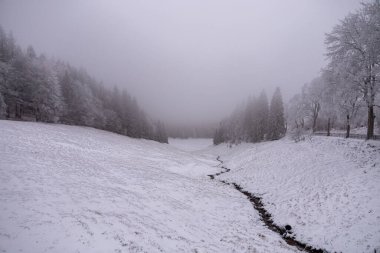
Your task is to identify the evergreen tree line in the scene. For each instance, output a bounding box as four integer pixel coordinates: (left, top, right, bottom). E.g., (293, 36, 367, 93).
(287, 1, 380, 139)
(0, 26, 168, 143)
(213, 88, 286, 145)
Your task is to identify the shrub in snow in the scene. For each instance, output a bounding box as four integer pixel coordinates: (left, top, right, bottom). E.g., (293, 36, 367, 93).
(290, 127, 306, 142)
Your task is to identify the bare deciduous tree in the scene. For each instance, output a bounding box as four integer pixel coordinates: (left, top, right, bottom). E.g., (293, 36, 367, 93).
(325, 1, 380, 139)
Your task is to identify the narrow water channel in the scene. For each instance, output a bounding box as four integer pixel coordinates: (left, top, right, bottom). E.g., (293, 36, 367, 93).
(208, 156, 327, 253)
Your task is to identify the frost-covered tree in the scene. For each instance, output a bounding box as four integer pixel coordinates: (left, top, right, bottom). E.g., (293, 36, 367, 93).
(59, 70, 88, 125)
(0, 61, 10, 119)
(324, 65, 363, 138)
(0, 24, 166, 143)
(154, 121, 168, 144)
(244, 96, 259, 142)
(288, 74, 340, 134)
(8, 47, 35, 119)
(213, 127, 224, 145)
(268, 88, 286, 140)
(213, 89, 284, 145)
(306, 77, 324, 132)
(0, 91, 6, 119)
(0, 27, 16, 63)
(28, 52, 64, 123)
(318, 72, 338, 135)
(257, 91, 269, 140)
(33, 63, 63, 122)
(287, 92, 308, 130)
(212, 100, 248, 145)
(325, 0, 380, 139)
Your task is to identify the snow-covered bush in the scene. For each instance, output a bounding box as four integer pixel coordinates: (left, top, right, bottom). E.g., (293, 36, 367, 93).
(290, 127, 306, 142)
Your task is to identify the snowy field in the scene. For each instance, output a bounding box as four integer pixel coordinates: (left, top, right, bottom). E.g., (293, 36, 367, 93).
(0, 121, 297, 253)
(1, 120, 379, 253)
(168, 138, 213, 152)
(207, 137, 380, 253)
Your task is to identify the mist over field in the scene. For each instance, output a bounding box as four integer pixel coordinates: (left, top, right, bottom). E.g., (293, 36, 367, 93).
(0, 0, 362, 125)
(1, 1, 380, 253)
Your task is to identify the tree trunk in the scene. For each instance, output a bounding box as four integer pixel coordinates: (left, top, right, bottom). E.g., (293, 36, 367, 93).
(35, 107, 40, 122)
(15, 103, 21, 119)
(327, 118, 330, 136)
(346, 115, 350, 138)
(312, 115, 317, 133)
(6, 104, 10, 118)
(367, 106, 375, 140)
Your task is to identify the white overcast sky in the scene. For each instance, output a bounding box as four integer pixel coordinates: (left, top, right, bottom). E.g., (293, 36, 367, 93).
(0, 0, 362, 125)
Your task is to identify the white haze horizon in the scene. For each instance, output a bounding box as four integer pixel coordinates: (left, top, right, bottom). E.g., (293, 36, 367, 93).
(0, 0, 362, 125)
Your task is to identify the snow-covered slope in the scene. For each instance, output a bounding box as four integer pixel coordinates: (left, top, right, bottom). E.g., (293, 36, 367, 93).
(208, 137, 380, 253)
(0, 121, 297, 253)
(2, 120, 378, 253)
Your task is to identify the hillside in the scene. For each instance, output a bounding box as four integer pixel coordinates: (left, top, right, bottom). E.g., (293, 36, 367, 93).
(1, 120, 379, 252)
(0, 121, 297, 253)
(206, 137, 380, 253)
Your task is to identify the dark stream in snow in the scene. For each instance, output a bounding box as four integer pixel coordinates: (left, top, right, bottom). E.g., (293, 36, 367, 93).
(208, 156, 327, 253)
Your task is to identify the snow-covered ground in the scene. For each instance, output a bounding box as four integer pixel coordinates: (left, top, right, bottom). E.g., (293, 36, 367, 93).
(169, 138, 213, 152)
(330, 126, 380, 135)
(206, 137, 380, 253)
(1, 120, 379, 253)
(0, 121, 297, 253)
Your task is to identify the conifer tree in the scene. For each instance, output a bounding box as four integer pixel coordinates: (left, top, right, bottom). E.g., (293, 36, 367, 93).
(268, 87, 286, 140)
(0, 24, 167, 143)
(257, 91, 269, 140)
